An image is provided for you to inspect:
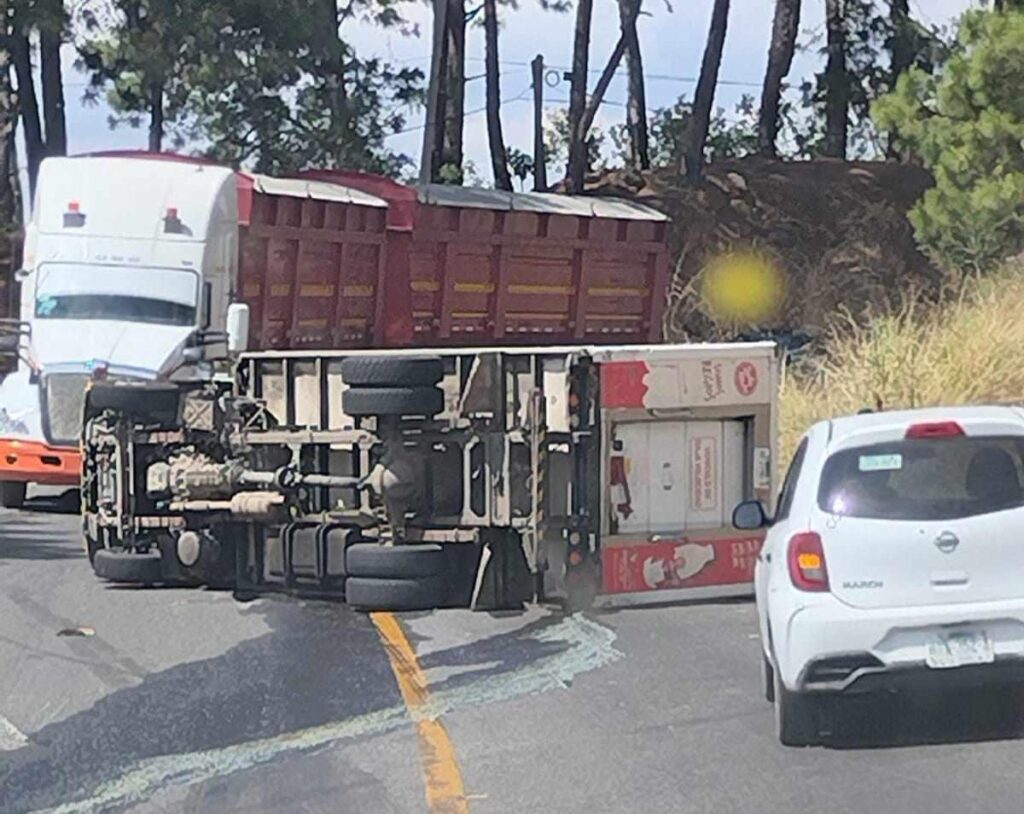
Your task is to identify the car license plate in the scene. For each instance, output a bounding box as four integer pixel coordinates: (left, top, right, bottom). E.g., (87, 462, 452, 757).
(925, 630, 994, 669)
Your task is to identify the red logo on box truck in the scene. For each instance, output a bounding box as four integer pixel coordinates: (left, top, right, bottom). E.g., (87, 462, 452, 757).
(734, 361, 758, 396)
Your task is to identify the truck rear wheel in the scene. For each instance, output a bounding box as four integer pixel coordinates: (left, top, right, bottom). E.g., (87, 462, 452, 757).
(342, 386, 443, 417)
(92, 548, 164, 584)
(0, 481, 26, 509)
(341, 356, 443, 387)
(345, 543, 446, 579)
(346, 576, 448, 611)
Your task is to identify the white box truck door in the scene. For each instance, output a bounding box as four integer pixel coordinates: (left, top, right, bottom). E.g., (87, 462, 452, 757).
(611, 419, 747, 534)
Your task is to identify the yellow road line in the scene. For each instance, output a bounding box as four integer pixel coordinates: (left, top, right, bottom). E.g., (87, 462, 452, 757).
(372, 612, 470, 814)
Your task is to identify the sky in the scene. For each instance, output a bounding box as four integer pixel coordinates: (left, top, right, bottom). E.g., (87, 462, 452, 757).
(52, 0, 981, 187)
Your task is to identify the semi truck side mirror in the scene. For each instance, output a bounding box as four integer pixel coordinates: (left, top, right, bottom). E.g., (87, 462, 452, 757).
(226, 303, 250, 353)
(0, 333, 18, 353)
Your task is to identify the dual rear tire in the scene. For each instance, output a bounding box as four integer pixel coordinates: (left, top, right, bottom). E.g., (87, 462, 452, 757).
(340, 357, 444, 418)
(344, 542, 451, 611)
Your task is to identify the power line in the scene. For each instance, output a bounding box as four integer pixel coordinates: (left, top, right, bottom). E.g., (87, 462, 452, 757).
(397, 53, 761, 88)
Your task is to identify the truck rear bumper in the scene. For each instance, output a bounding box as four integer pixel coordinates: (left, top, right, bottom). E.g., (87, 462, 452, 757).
(0, 438, 81, 485)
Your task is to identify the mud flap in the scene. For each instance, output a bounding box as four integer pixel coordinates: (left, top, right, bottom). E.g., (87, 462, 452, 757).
(470, 530, 533, 611)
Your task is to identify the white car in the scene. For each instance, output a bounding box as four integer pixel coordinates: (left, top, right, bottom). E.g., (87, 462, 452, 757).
(734, 405, 1024, 746)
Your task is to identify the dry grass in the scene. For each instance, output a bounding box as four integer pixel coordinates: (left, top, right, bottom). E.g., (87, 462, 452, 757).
(779, 264, 1024, 464)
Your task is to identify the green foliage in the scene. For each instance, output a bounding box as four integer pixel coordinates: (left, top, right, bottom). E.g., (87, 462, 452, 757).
(505, 146, 534, 188)
(78, 1, 424, 173)
(609, 94, 767, 166)
(799, 0, 952, 159)
(873, 8, 1024, 273)
(544, 108, 606, 172)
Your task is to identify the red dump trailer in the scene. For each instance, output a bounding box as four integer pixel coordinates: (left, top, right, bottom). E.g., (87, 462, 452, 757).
(0, 154, 670, 502)
(235, 170, 671, 351)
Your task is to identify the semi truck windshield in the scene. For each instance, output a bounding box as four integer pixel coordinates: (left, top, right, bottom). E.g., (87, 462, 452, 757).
(34, 263, 199, 327)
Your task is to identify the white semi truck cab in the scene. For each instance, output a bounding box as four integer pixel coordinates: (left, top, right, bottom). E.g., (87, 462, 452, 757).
(0, 155, 243, 507)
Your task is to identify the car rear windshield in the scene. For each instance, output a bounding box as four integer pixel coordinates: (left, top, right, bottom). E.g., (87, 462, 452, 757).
(818, 435, 1024, 521)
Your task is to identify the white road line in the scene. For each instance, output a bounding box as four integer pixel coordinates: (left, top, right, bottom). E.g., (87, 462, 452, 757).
(0, 712, 28, 751)
(41, 615, 622, 814)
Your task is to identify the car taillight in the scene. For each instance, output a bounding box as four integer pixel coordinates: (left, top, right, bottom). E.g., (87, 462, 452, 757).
(905, 421, 964, 439)
(788, 531, 829, 592)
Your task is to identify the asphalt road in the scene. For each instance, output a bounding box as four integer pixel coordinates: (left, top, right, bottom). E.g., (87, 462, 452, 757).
(5, 493, 1024, 813)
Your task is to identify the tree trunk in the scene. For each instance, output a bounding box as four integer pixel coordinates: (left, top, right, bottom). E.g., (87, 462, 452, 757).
(823, 0, 848, 159)
(441, 0, 465, 182)
(421, 0, 450, 183)
(148, 84, 164, 152)
(0, 40, 19, 229)
(565, 0, 594, 194)
(618, 0, 649, 170)
(886, 0, 911, 160)
(994, 0, 1004, 10)
(10, 36, 42, 197)
(483, 0, 511, 190)
(685, 0, 731, 183)
(39, 27, 65, 157)
(580, 36, 627, 142)
(758, 0, 800, 157)
(317, 0, 353, 165)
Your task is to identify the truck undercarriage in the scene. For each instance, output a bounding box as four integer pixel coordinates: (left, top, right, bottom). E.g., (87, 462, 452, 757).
(81, 350, 603, 611)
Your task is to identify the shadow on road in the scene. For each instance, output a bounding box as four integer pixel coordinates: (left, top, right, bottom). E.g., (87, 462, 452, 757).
(24, 488, 81, 515)
(0, 509, 82, 562)
(826, 685, 1024, 749)
(0, 595, 576, 813)
(0, 598, 400, 813)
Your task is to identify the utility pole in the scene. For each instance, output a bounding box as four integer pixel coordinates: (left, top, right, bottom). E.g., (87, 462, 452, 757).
(531, 55, 547, 191)
(420, 0, 450, 184)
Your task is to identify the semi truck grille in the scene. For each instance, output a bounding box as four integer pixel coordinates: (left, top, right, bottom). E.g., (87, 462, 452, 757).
(41, 373, 92, 446)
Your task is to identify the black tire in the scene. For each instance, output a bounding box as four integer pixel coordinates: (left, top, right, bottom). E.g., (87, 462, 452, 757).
(85, 381, 180, 424)
(0, 481, 26, 509)
(342, 386, 443, 417)
(341, 356, 443, 388)
(763, 654, 775, 703)
(92, 548, 164, 584)
(346, 543, 446, 579)
(346, 575, 448, 611)
(774, 668, 819, 747)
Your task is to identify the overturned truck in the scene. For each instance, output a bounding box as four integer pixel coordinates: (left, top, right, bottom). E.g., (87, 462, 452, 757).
(82, 342, 778, 610)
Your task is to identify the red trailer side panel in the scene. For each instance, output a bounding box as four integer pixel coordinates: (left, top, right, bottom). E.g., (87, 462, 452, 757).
(237, 176, 393, 351)
(406, 194, 669, 346)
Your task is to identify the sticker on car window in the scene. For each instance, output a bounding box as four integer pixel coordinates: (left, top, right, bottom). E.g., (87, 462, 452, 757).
(858, 453, 902, 472)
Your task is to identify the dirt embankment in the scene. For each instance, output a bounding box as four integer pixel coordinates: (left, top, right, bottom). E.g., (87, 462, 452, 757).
(583, 157, 941, 343)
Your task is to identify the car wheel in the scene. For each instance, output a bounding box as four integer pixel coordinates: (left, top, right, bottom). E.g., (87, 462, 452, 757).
(342, 386, 444, 418)
(763, 654, 775, 704)
(346, 576, 449, 611)
(0, 481, 27, 510)
(346, 542, 447, 579)
(774, 667, 819, 747)
(341, 356, 444, 387)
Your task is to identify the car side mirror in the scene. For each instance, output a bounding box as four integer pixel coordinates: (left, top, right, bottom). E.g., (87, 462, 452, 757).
(226, 302, 250, 354)
(733, 500, 770, 530)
